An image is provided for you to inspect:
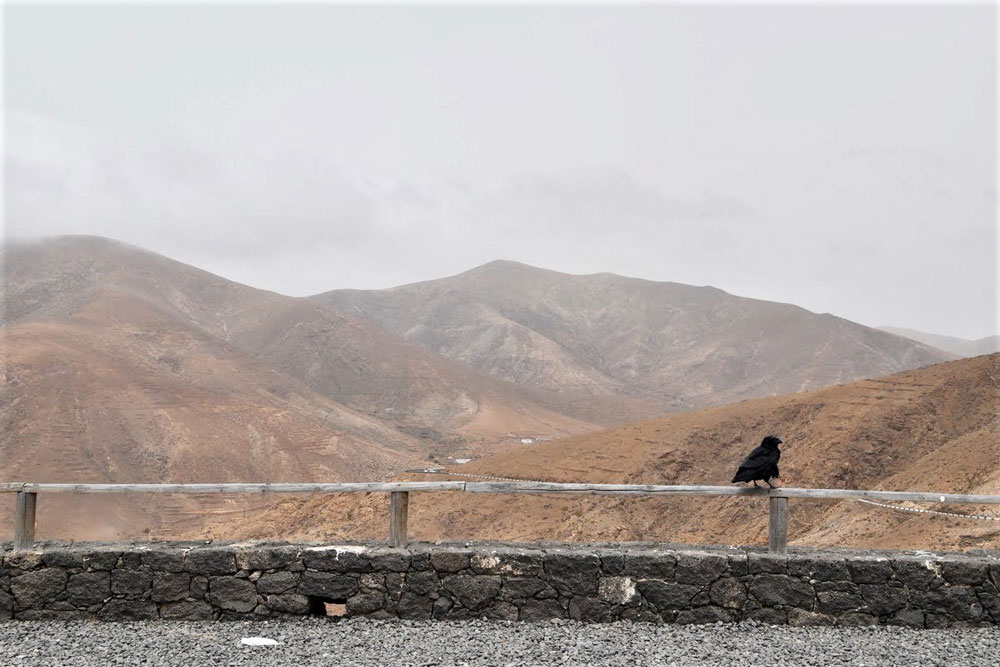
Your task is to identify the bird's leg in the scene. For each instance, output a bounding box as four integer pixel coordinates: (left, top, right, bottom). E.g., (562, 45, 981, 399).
(752, 480, 760, 488)
(765, 479, 776, 489)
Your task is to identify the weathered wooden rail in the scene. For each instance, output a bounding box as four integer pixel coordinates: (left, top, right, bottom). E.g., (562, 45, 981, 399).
(3, 481, 998, 554)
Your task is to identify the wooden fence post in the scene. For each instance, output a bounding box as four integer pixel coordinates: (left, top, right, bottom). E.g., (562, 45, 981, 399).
(768, 495, 788, 555)
(14, 491, 37, 549)
(389, 491, 409, 548)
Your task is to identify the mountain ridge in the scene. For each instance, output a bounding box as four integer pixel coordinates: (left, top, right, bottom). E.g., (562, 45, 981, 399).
(316, 256, 954, 423)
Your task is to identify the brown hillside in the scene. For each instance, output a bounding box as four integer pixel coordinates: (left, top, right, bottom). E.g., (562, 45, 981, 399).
(1, 237, 595, 457)
(0, 285, 433, 539)
(217, 355, 1000, 551)
(319, 260, 954, 425)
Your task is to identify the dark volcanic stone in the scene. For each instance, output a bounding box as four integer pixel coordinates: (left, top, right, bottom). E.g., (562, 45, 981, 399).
(11, 568, 68, 608)
(111, 569, 152, 597)
(4, 551, 42, 570)
(256, 571, 298, 595)
(80, 549, 122, 571)
(119, 552, 143, 569)
(816, 590, 863, 614)
(925, 612, 951, 629)
(410, 554, 431, 571)
(236, 547, 299, 572)
(911, 586, 983, 621)
(623, 552, 676, 579)
(406, 570, 439, 596)
(151, 573, 190, 602)
(893, 560, 941, 590)
(42, 550, 85, 569)
(397, 592, 433, 619)
(709, 578, 747, 609)
(942, 561, 988, 586)
(265, 593, 310, 614)
(599, 552, 625, 575)
(788, 557, 850, 582)
(838, 612, 879, 626)
(544, 552, 600, 596)
(569, 597, 612, 622)
(977, 579, 1000, 622)
(65, 571, 110, 607)
(97, 599, 158, 621)
(441, 575, 501, 610)
(747, 554, 787, 575)
(675, 553, 728, 585)
(621, 607, 662, 623)
(431, 596, 453, 620)
(430, 551, 471, 573)
(749, 575, 814, 609)
(185, 549, 237, 575)
(0, 590, 12, 620)
(190, 576, 208, 599)
(208, 576, 258, 612)
(160, 600, 213, 620)
(501, 578, 549, 599)
(637, 580, 700, 611)
(859, 584, 908, 616)
(370, 549, 411, 572)
(888, 608, 925, 628)
(728, 555, 749, 577)
(814, 580, 860, 594)
(346, 591, 385, 615)
(482, 601, 519, 621)
(519, 598, 566, 621)
(303, 549, 371, 573)
(298, 572, 358, 600)
(142, 550, 186, 573)
(847, 560, 893, 584)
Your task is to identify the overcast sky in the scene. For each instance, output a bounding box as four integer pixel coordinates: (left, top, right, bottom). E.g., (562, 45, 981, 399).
(4, 4, 997, 339)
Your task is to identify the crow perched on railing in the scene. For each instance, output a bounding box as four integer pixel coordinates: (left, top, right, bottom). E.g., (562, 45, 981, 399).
(731, 435, 783, 488)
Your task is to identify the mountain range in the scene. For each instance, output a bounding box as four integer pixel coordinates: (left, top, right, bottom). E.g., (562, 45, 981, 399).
(878, 326, 1000, 359)
(0, 235, 966, 540)
(320, 260, 951, 424)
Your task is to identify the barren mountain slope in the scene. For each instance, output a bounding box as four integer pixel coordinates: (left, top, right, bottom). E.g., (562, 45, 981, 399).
(1, 237, 595, 454)
(879, 326, 1000, 358)
(0, 285, 435, 539)
(220, 355, 999, 551)
(319, 261, 953, 424)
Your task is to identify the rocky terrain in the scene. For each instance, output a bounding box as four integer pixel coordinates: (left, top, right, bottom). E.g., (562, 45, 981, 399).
(220, 354, 1000, 552)
(319, 260, 953, 424)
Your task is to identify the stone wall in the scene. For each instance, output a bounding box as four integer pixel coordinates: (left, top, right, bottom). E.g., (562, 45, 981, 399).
(1, 542, 997, 628)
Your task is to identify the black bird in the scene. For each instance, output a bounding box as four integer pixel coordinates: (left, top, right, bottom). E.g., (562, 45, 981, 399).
(731, 435, 783, 488)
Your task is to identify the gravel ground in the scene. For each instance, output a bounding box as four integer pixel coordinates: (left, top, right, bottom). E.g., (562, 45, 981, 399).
(0, 619, 996, 667)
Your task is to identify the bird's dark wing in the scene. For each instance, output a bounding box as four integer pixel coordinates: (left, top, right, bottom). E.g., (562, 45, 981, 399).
(731, 446, 780, 482)
(739, 446, 774, 469)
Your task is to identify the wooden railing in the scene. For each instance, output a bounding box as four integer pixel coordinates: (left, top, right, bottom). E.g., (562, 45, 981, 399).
(3, 481, 998, 554)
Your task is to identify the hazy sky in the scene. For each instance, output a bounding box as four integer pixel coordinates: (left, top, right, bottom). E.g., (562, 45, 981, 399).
(4, 4, 997, 339)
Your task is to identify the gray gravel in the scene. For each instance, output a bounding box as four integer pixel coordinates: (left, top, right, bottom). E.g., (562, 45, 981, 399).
(1, 619, 997, 667)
